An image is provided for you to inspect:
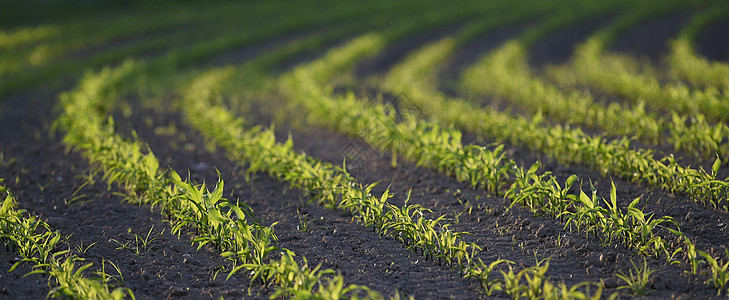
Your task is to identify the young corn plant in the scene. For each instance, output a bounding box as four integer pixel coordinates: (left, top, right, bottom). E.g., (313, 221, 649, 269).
(33, 255, 133, 300)
(496, 258, 601, 300)
(615, 257, 656, 296)
(296, 208, 323, 233)
(667, 229, 703, 276)
(110, 226, 162, 257)
(465, 258, 512, 296)
(506, 163, 577, 218)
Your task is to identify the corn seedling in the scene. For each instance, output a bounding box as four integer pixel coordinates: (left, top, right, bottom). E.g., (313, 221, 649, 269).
(465, 258, 513, 296)
(615, 257, 656, 296)
(95, 258, 126, 287)
(110, 226, 162, 257)
(74, 241, 97, 255)
(296, 208, 325, 233)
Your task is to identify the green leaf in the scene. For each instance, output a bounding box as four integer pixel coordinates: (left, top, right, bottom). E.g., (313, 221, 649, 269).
(565, 174, 578, 188)
(712, 156, 722, 176)
(610, 180, 617, 210)
(579, 191, 592, 208)
(0, 193, 15, 216)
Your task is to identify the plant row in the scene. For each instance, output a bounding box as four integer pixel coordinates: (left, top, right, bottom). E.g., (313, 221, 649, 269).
(462, 35, 727, 162)
(547, 1, 729, 127)
(0, 0, 424, 99)
(0, 181, 134, 299)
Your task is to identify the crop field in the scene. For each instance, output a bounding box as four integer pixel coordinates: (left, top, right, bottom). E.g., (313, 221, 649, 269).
(3, 0, 729, 299)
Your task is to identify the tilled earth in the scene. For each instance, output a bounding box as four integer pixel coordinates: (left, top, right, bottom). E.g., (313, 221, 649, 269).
(1, 8, 728, 300)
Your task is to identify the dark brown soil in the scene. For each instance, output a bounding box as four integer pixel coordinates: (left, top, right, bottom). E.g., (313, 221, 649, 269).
(0, 247, 47, 299)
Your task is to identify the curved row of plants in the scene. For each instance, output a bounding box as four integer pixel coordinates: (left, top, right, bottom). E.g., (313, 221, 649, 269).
(0, 0, 419, 99)
(547, 0, 729, 127)
(386, 34, 729, 293)
(459, 3, 728, 161)
(0, 1, 254, 77)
